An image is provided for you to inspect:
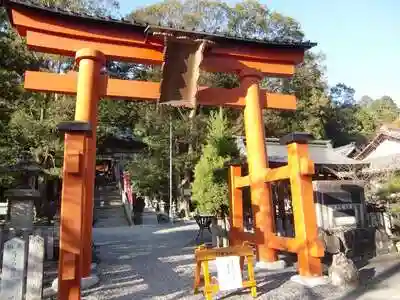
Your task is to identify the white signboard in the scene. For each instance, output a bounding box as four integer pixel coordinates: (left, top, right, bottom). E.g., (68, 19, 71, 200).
(330, 204, 354, 210)
(215, 256, 243, 291)
(335, 216, 356, 226)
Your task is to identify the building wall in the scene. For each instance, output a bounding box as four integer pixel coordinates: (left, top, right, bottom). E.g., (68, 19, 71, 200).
(367, 139, 400, 159)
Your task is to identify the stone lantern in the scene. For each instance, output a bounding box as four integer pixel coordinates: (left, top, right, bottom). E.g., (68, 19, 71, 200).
(5, 188, 40, 231)
(1, 158, 43, 231)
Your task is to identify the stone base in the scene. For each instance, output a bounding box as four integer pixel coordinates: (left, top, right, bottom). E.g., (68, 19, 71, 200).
(50, 274, 100, 291)
(255, 259, 287, 270)
(82, 274, 100, 289)
(91, 262, 97, 271)
(290, 275, 330, 288)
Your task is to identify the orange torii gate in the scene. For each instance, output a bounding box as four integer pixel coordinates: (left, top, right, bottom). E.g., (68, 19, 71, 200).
(2, 0, 324, 298)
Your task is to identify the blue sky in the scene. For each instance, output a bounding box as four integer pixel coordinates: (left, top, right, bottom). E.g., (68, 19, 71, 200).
(118, 0, 399, 102)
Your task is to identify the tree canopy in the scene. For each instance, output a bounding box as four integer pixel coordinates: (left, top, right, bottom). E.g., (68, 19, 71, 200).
(0, 0, 398, 202)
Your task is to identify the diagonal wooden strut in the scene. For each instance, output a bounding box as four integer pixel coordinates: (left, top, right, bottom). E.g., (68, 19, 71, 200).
(24, 71, 297, 110)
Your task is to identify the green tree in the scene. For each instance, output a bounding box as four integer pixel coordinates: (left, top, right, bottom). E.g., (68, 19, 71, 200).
(126, 0, 330, 198)
(32, 0, 119, 16)
(0, 0, 121, 185)
(0, 7, 41, 185)
(191, 110, 239, 214)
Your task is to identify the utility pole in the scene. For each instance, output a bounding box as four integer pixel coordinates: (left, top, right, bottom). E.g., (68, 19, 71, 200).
(169, 114, 174, 222)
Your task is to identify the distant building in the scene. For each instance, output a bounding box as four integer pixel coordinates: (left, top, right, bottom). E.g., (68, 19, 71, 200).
(332, 142, 359, 158)
(235, 136, 393, 258)
(353, 126, 400, 173)
(235, 136, 366, 179)
(234, 136, 368, 232)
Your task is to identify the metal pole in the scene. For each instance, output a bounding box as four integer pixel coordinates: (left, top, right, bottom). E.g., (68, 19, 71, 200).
(169, 114, 174, 222)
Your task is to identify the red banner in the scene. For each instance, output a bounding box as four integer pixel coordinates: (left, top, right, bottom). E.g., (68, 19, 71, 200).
(123, 171, 134, 204)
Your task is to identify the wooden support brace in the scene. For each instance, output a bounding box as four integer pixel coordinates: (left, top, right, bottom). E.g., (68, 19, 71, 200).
(228, 166, 244, 246)
(56, 121, 92, 300)
(281, 132, 324, 277)
(233, 166, 290, 189)
(268, 235, 324, 257)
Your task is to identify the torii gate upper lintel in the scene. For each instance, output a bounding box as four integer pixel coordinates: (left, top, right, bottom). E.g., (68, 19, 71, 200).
(2, 1, 323, 299)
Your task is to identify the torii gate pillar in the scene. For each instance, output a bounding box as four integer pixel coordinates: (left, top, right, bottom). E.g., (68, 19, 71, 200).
(240, 69, 277, 263)
(74, 49, 105, 278)
(58, 48, 105, 300)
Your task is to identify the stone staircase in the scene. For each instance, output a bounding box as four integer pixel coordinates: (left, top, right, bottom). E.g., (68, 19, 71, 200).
(140, 208, 159, 225)
(93, 185, 129, 228)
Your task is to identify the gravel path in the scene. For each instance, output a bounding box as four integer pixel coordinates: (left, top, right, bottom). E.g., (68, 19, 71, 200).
(82, 221, 206, 300)
(81, 221, 329, 300)
(82, 216, 400, 300)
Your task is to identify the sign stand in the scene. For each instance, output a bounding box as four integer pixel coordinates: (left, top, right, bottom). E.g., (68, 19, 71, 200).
(193, 241, 257, 299)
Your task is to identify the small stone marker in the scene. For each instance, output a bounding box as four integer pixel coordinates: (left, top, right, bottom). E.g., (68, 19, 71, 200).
(46, 229, 54, 260)
(26, 235, 44, 300)
(0, 237, 26, 300)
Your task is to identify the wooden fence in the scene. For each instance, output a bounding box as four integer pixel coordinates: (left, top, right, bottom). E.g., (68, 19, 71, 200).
(0, 227, 58, 299)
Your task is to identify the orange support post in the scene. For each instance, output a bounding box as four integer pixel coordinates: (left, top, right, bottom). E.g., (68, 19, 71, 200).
(74, 49, 106, 277)
(57, 121, 92, 300)
(228, 165, 244, 246)
(240, 69, 277, 263)
(284, 133, 323, 277)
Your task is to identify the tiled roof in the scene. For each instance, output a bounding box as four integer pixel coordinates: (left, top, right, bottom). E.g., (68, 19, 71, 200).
(235, 136, 367, 166)
(333, 142, 358, 157)
(2, 0, 317, 50)
(355, 126, 400, 160)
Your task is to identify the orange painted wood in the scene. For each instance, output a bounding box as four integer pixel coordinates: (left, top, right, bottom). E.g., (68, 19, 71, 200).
(287, 143, 323, 276)
(228, 166, 244, 246)
(25, 30, 296, 76)
(300, 158, 315, 175)
(264, 166, 291, 182)
(202, 57, 295, 77)
(58, 133, 86, 300)
(24, 71, 297, 110)
(210, 46, 305, 64)
(11, 8, 305, 68)
(61, 252, 76, 280)
(267, 235, 324, 257)
(26, 31, 163, 65)
(11, 9, 161, 48)
(234, 166, 291, 189)
(73, 49, 105, 277)
(197, 87, 296, 110)
(267, 235, 298, 252)
(64, 154, 81, 174)
(233, 231, 259, 243)
(242, 72, 277, 263)
(233, 175, 250, 188)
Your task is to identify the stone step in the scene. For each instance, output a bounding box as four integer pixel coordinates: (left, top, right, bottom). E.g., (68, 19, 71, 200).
(92, 186, 131, 228)
(94, 201, 122, 208)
